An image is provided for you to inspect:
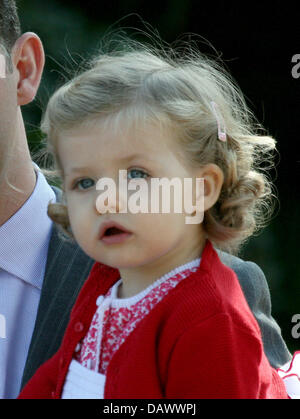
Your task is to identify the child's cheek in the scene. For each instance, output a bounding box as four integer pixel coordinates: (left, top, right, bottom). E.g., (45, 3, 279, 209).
(67, 196, 92, 235)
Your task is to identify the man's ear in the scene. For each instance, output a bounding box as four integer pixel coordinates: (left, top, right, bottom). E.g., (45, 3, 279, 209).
(195, 164, 224, 211)
(11, 32, 45, 106)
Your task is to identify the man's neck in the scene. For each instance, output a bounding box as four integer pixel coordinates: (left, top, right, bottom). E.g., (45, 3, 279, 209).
(0, 114, 37, 226)
(0, 158, 36, 226)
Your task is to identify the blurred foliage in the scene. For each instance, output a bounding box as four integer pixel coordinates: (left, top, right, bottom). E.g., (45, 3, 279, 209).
(17, 0, 299, 352)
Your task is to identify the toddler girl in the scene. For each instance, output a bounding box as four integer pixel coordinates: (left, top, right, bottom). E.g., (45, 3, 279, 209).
(19, 35, 297, 399)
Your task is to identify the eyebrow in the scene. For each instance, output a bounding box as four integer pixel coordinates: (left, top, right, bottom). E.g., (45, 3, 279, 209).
(66, 153, 152, 175)
(65, 167, 92, 175)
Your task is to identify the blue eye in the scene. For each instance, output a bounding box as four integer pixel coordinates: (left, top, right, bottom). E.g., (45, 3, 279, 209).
(127, 169, 149, 180)
(74, 178, 95, 190)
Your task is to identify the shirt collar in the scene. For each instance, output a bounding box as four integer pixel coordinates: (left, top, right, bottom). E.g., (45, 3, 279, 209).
(0, 163, 56, 288)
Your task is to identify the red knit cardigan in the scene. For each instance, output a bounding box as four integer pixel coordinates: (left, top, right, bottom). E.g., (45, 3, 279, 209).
(18, 240, 288, 399)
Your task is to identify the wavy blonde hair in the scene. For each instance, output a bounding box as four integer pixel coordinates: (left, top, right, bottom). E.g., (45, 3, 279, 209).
(38, 33, 277, 254)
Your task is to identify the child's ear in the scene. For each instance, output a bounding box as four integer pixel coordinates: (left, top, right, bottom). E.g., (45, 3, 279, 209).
(195, 164, 224, 211)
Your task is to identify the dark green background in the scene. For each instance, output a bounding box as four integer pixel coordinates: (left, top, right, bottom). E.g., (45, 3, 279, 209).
(17, 0, 299, 352)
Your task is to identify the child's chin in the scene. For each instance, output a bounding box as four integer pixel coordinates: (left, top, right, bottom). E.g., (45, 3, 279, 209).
(95, 255, 142, 270)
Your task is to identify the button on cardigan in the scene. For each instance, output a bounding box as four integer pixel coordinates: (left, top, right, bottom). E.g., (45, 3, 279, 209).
(18, 240, 288, 399)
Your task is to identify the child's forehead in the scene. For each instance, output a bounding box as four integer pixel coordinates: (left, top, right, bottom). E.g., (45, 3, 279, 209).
(65, 114, 177, 155)
(58, 114, 191, 177)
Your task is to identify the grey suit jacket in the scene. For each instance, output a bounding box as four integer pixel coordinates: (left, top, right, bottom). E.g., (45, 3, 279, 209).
(20, 186, 291, 389)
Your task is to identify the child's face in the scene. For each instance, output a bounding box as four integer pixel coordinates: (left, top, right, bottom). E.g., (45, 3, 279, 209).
(57, 117, 207, 271)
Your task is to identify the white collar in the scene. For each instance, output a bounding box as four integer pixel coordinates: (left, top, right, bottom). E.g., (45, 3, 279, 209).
(0, 163, 56, 288)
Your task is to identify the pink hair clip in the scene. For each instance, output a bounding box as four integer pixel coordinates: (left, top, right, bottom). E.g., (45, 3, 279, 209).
(210, 101, 227, 142)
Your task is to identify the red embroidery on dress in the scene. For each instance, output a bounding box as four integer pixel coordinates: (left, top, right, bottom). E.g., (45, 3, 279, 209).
(75, 265, 198, 374)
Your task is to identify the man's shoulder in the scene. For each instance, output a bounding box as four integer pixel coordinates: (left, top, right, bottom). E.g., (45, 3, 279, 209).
(217, 249, 265, 283)
(216, 248, 269, 311)
(21, 185, 95, 387)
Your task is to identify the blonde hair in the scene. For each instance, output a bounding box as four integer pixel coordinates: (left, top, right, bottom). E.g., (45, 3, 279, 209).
(39, 33, 277, 254)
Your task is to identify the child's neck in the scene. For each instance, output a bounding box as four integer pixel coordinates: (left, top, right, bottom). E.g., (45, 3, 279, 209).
(117, 238, 205, 299)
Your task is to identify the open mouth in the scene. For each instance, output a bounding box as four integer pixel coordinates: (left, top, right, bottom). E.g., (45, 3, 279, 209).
(103, 227, 126, 236)
(99, 222, 133, 245)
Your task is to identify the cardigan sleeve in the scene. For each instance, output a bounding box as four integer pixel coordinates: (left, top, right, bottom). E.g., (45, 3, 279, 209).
(165, 312, 288, 399)
(18, 348, 62, 399)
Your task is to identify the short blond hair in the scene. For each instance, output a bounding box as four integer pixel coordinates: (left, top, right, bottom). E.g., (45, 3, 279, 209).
(39, 33, 277, 254)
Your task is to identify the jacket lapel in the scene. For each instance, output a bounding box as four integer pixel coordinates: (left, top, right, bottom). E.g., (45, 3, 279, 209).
(21, 186, 94, 389)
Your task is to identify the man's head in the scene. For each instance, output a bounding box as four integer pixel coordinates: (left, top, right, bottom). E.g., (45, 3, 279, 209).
(0, 0, 45, 191)
(0, 0, 21, 68)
